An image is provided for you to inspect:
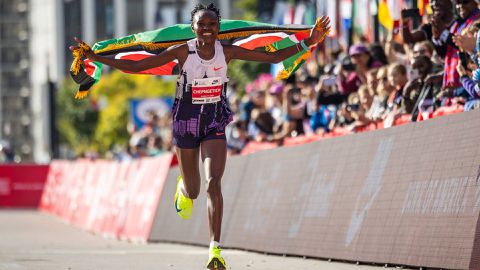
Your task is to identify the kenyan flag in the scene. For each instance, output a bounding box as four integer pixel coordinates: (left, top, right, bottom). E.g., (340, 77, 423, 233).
(70, 20, 319, 99)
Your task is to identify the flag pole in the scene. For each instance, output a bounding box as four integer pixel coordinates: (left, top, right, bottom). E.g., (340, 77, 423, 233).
(374, 0, 380, 42)
(412, 0, 419, 29)
(348, 0, 355, 47)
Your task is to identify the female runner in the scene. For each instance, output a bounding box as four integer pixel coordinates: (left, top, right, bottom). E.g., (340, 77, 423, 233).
(70, 3, 330, 269)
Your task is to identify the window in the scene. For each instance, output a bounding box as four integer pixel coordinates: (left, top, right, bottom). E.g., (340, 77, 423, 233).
(127, 0, 144, 34)
(96, 0, 114, 40)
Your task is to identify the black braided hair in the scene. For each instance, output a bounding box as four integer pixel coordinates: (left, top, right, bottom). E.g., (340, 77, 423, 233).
(190, 3, 221, 23)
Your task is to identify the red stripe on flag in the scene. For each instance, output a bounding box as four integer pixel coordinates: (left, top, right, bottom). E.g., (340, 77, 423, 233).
(238, 36, 284, 50)
(119, 53, 176, 75)
(293, 31, 310, 41)
(84, 59, 96, 76)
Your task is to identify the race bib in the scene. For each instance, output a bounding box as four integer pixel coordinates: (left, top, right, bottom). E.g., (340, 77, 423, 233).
(191, 77, 222, 104)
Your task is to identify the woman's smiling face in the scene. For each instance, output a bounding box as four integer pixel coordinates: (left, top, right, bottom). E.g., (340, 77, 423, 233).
(191, 10, 220, 44)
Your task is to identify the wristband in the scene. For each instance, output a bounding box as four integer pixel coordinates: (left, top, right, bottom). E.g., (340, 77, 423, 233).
(295, 43, 301, 52)
(300, 40, 309, 51)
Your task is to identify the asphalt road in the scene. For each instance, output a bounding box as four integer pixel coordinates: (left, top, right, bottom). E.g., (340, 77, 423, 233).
(0, 210, 409, 270)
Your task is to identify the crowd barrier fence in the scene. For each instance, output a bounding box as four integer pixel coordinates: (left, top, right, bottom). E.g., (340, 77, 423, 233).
(149, 109, 480, 270)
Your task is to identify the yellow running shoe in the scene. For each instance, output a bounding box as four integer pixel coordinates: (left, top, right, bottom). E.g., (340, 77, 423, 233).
(174, 176, 193, 220)
(206, 246, 227, 269)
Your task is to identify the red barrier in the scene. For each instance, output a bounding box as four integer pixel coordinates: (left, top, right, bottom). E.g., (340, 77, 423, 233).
(432, 105, 464, 118)
(240, 141, 278, 155)
(283, 134, 324, 147)
(0, 164, 49, 208)
(40, 154, 173, 242)
(393, 114, 412, 126)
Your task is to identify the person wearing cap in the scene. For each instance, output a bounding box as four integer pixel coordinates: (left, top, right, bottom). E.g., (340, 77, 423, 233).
(337, 43, 384, 95)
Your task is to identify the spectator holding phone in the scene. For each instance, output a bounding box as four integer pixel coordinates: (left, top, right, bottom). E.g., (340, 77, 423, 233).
(401, 0, 454, 57)
(337, 44, 384, 95)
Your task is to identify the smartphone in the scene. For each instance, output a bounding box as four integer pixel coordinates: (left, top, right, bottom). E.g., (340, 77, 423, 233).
(347, 103, 360, 112)
(458, 52, 469, 69)
(342, 63, 356, 71)
(401, 8, 421, 19)
(341, 56, 356, 71)
(393, 20, 401, 35)
(322, 76, 337, 87)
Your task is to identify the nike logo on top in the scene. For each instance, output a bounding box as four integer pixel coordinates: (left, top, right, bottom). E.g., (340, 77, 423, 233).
(213, 67, 222, 71)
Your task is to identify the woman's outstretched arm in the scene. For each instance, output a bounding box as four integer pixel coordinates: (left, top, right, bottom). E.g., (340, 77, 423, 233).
(224, 16, 330, 64)
(69, 38, 186, 72)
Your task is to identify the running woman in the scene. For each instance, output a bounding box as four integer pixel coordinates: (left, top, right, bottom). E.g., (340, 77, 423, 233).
(70, 3, 330, 269)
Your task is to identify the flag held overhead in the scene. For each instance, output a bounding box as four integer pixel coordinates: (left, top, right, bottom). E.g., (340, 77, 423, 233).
(69, 19, 325, 99)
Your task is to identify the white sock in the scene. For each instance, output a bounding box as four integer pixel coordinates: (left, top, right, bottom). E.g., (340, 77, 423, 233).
(179, 180, 188, 198)
(210, 241, 220, 249)
(179, 180, 185, 195)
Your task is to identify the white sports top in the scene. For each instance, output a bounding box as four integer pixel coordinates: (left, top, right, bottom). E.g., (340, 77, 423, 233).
(176, 38, 229, 100)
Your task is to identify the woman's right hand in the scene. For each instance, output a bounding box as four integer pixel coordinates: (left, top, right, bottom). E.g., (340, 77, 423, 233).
(69, 37, 96, 60)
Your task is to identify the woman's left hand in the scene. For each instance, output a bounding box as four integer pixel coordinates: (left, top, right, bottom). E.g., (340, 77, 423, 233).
(306, 16, 331, 46)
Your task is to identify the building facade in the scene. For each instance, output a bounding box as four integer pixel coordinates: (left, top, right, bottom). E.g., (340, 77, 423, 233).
(0, 0, 33, 162)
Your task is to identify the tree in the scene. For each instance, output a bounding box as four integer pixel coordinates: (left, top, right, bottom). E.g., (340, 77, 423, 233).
(57, 78, 99, 156)
(228, 0, 270, 94)
(57, 71, 176, 157)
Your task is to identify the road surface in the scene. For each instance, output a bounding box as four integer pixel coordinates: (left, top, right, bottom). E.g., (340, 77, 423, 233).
(0, 210, 410, 270)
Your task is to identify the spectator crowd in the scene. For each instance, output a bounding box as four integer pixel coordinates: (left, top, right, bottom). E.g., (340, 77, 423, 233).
(120, 0, 480, 159)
